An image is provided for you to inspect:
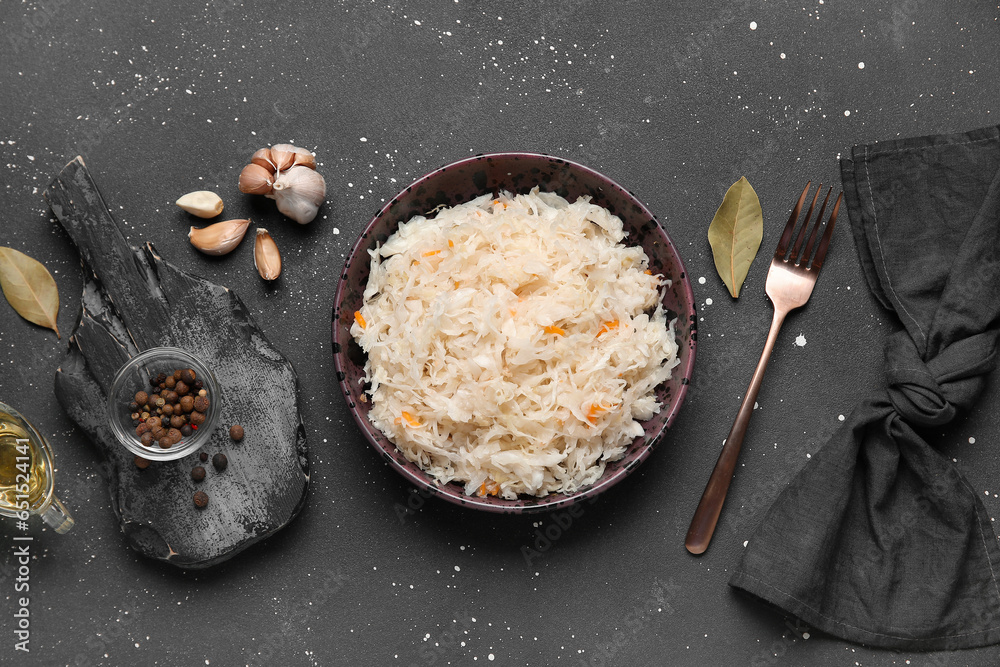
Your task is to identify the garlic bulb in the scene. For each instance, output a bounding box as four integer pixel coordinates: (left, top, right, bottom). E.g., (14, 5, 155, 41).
(254, 228, 282, 280)
(238, 144, 325, 224)
(268, 166, 326, 224)
(188, 219, 251, 255)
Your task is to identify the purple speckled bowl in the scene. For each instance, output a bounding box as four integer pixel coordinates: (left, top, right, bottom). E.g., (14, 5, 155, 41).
(332, 153, 696, 513)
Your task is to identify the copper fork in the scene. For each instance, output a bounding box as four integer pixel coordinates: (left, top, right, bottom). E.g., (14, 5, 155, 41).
(685, 182, 843, 555)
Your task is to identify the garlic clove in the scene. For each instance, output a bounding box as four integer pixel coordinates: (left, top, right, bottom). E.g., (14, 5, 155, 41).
(254, 228, 282, 280)
(268, 165, 326, 224)
(251, 148, 276, 174)
(188, 219, 251, 255)
(176, 191, 224, 218)
(271, 143, 316, 170)
(292, 151, 316, 169)
(269, 144, 297, 172)
(239, 163, 274, 195)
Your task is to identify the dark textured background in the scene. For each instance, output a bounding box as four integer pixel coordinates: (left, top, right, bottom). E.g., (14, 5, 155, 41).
(1, 1, 999, 665)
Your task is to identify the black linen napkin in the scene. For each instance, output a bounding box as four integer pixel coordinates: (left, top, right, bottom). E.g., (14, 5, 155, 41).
(729, 126, 1000, 650)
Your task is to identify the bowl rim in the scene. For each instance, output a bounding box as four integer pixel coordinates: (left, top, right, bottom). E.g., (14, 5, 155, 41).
(333, 151, 696, 513)
(106, 346, 221, 461)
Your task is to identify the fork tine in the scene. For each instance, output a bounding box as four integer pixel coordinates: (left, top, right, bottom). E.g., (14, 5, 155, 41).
(800, 187, 832, 264)
(811, 191, 842, 271)
(790, 184, 822, 262)
(774, 181, 811, 259)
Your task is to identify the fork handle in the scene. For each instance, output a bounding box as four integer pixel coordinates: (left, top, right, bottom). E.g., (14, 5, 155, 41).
(685, 307, 789, 555)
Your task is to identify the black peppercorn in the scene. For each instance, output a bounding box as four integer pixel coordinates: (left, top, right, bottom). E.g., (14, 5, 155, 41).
(193, 491, 209, 508)
(181, 425, 194, 437)
(149, 376, 159, 387)
(199, 452, 208, 462)
(191, 466, 206, 482)
(229, 425, 244, 441)
(193, 380, 204, 390)
(212, 453, 228, 472)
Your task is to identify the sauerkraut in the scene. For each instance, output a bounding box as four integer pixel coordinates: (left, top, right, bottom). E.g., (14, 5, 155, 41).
(351, 188, 679, 498)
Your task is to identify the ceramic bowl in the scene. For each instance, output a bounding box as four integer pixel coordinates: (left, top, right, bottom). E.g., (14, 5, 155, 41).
(332, 152, 696, 513)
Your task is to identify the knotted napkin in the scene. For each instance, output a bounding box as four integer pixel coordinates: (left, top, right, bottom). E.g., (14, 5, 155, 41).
(730, 126, 1000, 650)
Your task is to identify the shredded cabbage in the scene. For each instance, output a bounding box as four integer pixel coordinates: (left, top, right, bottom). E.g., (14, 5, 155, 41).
(351, 188, 679, 498)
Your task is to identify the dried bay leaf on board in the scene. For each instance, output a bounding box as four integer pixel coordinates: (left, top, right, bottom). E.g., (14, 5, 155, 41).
(0, 246, 61, 337)
(707, 177, 763, 298)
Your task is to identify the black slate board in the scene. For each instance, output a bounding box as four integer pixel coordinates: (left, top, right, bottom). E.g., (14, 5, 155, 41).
(43, 157, 309, 569)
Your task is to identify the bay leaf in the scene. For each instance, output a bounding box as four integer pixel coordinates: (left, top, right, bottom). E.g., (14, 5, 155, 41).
(0, 246, 61, 337)
(707, 177, 763, 298)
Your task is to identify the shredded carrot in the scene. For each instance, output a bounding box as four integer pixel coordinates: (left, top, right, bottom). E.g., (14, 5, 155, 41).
(585, 401, 620, 425)
(597, 320, 619, 337)
(543, 325, 566, 336)
(401, 411, 421, 427)
(586, 403, 605, 424)
(422, 249, 441, 257)
(478, 481, 501, 497)
(644, 269, 653, 275)
(448, 239, 455, 248)
(354, 311, 367, 329)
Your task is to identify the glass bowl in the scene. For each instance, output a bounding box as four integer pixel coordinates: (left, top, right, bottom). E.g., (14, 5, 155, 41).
(332, 152, 696, 513)
(106, 347, 221, 461)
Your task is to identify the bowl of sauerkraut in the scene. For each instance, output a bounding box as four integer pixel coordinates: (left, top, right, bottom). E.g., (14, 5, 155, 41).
(333, 153, 695, 513)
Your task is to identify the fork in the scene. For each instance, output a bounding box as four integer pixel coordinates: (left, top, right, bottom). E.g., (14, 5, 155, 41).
(685, 182, 843, 555)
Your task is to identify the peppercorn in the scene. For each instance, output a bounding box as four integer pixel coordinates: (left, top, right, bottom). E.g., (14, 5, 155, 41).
(182, 425, 194, 437)
(165, 376, 176, 389)
(193, 395, 210, 412)
(140, 432, 154, 447)
(159, 438, 172, 449)
(180, 368, 196, 384)
(229, 425, 245, 441)
(193, 491, 209, 508)
(161, 390, 176, 404)
(197, 389, 208, 397)
(175, 381, 190, 396)
(191, 466, 206, 482)
(134, 456, 151, 470)
(179, 396, 195, 413)
(152, 427, 167, 441)
(145, 416, 159, 428)
(193, 380, 204, 390)
(190, 411, 206, 425)
(173, 370, 182, 380)
(155, 372, 166, 384)
(133, 390, 148, 406)
(170, 415, 185, 429)
(212, 453, 228, 471)
(130, 412, 140, 421)
(199, 451, 208, 462)
(135, 423, 149, 436)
